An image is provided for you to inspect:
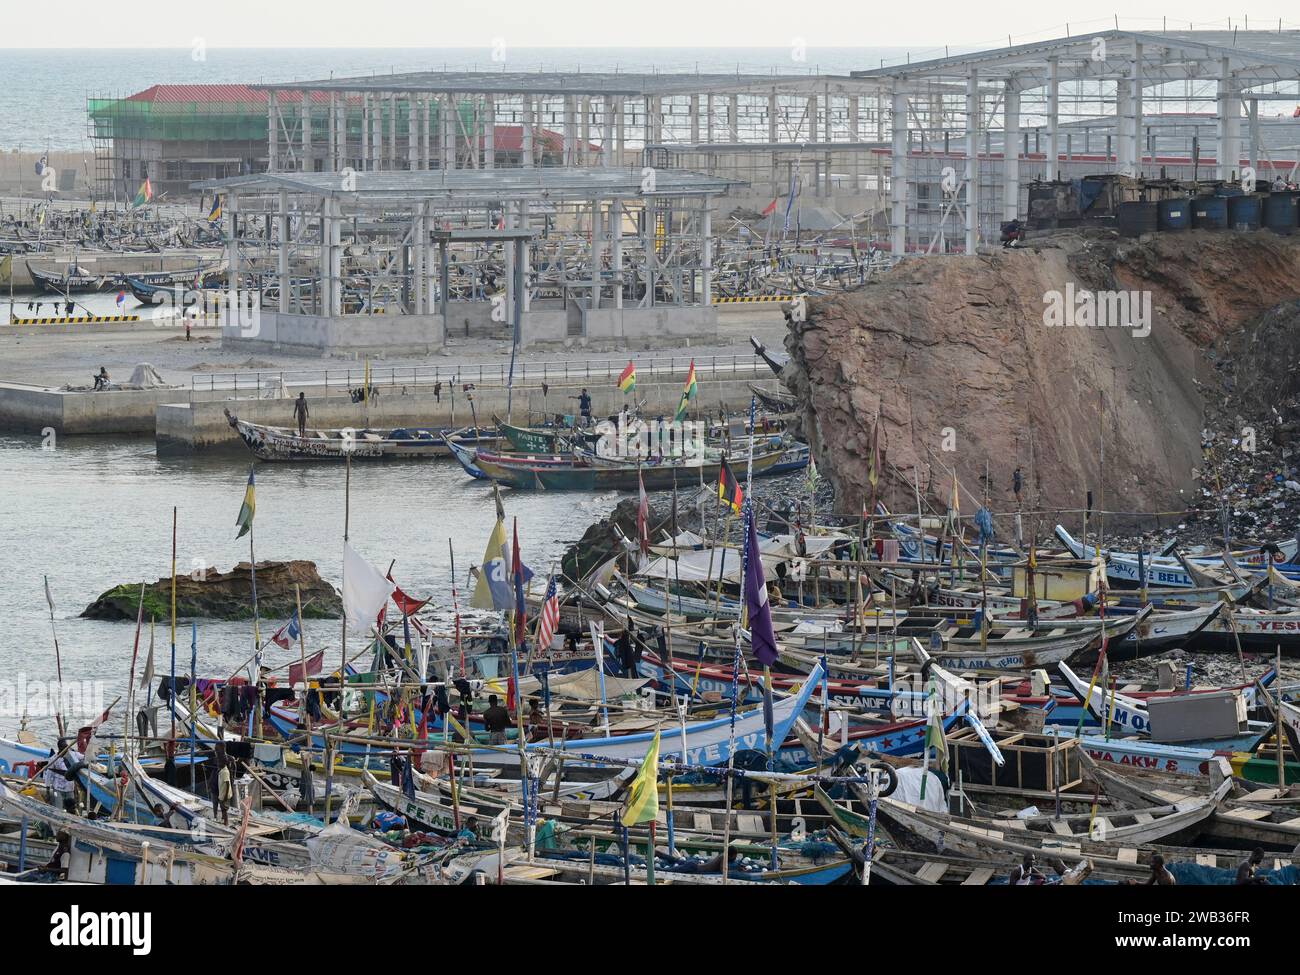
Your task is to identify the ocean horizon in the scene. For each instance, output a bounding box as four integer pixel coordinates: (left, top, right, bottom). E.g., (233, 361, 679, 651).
(0, 46, 916, 152)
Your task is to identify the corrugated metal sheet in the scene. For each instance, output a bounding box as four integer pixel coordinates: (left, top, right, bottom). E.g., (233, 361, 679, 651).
(125, 84, 343, 105)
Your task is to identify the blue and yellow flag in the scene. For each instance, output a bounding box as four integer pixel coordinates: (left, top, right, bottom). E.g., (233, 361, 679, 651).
(235, 466, 256, 539)
(207, 194, 223, 224)
(620, 730, 661, 827)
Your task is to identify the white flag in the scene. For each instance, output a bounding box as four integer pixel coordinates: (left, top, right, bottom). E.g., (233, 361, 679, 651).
(343, 541, 396, 634)
(44, 576, 54, 613)
(139, 618, 156, 689)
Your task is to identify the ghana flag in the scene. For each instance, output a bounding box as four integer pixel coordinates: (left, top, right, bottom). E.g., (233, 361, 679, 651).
(673, 359, 698, 421)
(235, 466, 256, 539)
(132, 177, 153, 208)
(617, 360, 636, 393)
(718, 457, 743, 514)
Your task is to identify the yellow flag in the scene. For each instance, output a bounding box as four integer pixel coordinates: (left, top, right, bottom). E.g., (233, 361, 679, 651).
(621, 730, 661, 827)
(470, 517, 508, 610)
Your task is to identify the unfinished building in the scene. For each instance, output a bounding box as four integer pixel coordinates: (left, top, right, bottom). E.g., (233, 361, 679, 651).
(255, 71, 890, 218)
(195, 167, 738, 356)
(852, 29, 1300, 254)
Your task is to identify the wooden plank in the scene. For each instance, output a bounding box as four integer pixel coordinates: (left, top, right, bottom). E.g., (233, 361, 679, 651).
(1049, 819, 1074, 836)
(1195, 854, 1218, 867)
(1133, 812, 1155, 824)
(737, 814, 764, 834)
(962, 867, 995, 885)
(916, 862, 949, 883)
(1117, 848, 1139, 863)
(1221, 808, 1272, 822)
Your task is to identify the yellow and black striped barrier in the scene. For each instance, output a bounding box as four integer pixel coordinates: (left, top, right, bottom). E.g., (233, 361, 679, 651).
(713, 295, 804, 304)
(8, 314, 142, 325)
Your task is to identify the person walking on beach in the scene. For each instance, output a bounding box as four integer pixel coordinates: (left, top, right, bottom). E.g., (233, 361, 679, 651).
(294, 392, 309, 438)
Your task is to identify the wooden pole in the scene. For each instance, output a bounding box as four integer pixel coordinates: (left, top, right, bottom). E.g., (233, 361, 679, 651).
(340, 452, 351, 719)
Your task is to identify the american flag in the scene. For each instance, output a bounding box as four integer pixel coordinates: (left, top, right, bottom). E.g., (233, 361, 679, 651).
(535, 576, 561, 652)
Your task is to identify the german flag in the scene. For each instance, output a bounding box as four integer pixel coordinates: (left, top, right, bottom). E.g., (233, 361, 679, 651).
(718, 458, 743, 514)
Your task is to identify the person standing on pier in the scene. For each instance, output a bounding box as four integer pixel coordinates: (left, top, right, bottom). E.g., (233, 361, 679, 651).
(294, 392, 309, 438)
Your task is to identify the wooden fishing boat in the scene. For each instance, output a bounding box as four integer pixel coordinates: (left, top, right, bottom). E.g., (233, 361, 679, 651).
(747, 381, 797, 413)
(450, 438, 793, 491)
(25, 260, 108, 293)
(1055, 525, 1300, 588)
(874, 773, 1230, 858)
(1058, 661, 1273, 749)
(494, 414, 596, 453)
(363, 770, 512, 837)
(1081, 751, 1300, 851)
(1193, 606, 1300, 654)
(225, 410, 500, 462)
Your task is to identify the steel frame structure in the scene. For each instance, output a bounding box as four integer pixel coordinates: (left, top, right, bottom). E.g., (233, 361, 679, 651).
(852, 29, 1300, 255)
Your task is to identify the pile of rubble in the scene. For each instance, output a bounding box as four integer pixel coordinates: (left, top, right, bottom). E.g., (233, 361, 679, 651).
(1183, 298, 1300, 545)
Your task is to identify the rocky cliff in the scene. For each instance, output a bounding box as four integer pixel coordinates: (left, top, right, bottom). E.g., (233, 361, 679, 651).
(782, 230, 1300, 534)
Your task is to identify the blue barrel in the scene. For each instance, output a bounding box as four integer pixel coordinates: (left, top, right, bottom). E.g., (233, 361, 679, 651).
(1263, 191, 1298, 234)
(1116, 201, 1159, 237)
(1157, 198, 1191, 231)
(1192, 195, 1228, 229)
(1228, 194, 1262, 230)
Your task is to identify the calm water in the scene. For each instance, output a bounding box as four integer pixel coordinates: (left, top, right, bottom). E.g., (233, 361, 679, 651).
(0, 46, 911, 152)
(0, 434, 618, 735)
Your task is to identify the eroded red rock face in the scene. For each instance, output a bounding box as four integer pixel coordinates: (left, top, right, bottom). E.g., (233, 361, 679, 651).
(783, 231, 1300, 530)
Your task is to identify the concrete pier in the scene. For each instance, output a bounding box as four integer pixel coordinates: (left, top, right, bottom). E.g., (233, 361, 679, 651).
(157, 372, 763, 454)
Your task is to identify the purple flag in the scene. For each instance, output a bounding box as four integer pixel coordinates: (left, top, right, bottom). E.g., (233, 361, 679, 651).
(744, 504, 779, 666)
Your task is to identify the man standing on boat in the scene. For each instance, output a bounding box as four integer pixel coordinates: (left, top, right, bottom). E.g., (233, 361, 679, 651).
(483, 694, 510, 746)
(43, 739, 82, 813)
(574, 388, 592, 426)
(294, 391, 309, 438)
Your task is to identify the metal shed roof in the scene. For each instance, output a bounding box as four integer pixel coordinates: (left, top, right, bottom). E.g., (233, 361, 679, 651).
(194, 166, 744, 201)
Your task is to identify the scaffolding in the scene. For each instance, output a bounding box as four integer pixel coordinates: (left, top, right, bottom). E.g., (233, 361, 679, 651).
(87, 89, 270, 205)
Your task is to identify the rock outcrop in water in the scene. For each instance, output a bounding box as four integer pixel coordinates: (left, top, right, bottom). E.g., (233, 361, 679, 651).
(81, 560, 342, 621)
(782, 230, 1300, 534)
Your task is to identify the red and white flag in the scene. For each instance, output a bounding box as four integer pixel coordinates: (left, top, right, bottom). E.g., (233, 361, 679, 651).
(535, 576, 561, 652)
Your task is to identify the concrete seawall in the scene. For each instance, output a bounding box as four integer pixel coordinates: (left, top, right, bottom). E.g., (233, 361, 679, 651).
(157, 373, 766, 454)
(0, 382, 189, 436)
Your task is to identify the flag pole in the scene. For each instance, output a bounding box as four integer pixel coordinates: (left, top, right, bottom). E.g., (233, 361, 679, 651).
(189, 621, 197, 791)
(248, 495, 262, 737)
(169, 508, 177, 746)
(42, 574, 66, 738)
(340, 451, 351, 719)
(721, 395, 758, 884)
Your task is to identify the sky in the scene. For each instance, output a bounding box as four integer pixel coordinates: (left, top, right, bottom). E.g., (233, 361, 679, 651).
(2, 2, 1297, 51)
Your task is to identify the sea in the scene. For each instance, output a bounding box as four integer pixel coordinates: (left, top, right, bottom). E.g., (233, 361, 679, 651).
(0, 46, 915, 152)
